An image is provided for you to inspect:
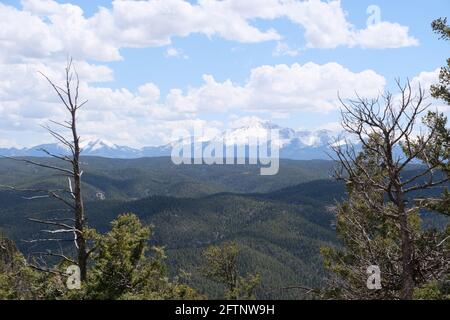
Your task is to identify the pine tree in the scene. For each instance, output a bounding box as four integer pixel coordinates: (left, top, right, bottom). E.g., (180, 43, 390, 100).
(85, 213, 203, 300)
(0, 234, 50, 299)
(201, 241, 260, 300)
(410, 17, 450, 299)
(322, 80, 450, 300)
(322, 139, 449, 299)
(431, 18, 450, 104)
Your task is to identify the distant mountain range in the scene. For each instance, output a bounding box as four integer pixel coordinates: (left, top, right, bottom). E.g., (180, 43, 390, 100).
(0, 120, 337, 160)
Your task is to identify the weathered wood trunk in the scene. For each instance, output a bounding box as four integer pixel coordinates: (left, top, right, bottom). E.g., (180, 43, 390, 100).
(72, 111, 87, 281)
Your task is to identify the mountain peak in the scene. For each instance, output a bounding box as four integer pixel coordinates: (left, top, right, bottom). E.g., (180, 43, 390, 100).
(80, 138, 117, 151)
(0, 121, 338, 160)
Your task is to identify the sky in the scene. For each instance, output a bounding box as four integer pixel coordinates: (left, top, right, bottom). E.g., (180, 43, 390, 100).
(0, 0, 449, 148)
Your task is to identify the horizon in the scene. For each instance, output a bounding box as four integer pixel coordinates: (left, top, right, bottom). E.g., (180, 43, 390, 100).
(0, 118, 337, 149)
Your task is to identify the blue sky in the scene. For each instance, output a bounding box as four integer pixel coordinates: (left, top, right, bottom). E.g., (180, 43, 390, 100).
(0, 0, 449, 147)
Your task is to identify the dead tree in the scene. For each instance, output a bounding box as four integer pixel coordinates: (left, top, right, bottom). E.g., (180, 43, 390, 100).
(0, 60, 90, 281)
(332, 80, 450, 299)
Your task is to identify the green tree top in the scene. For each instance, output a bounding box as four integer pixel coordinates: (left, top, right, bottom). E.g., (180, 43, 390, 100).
(431, 17, 450, 104)
(202, 241, 260, 300)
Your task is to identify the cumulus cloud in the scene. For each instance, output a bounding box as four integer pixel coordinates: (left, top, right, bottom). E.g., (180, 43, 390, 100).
(137, 83, 161, 103)
(352, 22, 418, 49)
(244, 63, 385, 114)
(282, 0, 418, 49)
(165, 74, 248, 114)
(156, 62, 385, 116)
(1, 61, 444, 148)
(0, 60, 387, 147)
(410, 69, 441, 91)
(410, 68, 449, 112)
(6, 0, 280, 62)
(0, 0, 422, 147)
(0, 0, 418, 64)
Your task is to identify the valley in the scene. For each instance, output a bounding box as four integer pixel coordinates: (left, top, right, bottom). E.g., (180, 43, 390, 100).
(0, 156, 342, 299)
(0, 156, 447, 299)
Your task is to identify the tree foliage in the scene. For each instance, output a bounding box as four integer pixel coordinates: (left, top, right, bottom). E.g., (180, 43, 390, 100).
(201, 241, 260, 300)
(85, 213, 202, 300)
(322, 81, 450, 299)
(431, 18, 450, 104)
(322, 140, 449, 299)
(0, 214, 203, 300)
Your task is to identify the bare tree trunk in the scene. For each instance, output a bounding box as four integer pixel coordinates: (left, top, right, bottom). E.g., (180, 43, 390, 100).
(387, 134, 415, 300)
(396, 190, 414, 299)
(71, 111, 87, 281)
(331, 80, 450, 299)
(1, 59, 91, 282)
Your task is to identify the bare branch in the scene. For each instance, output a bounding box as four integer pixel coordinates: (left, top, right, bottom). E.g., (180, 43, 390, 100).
(0, 156, 73, 175)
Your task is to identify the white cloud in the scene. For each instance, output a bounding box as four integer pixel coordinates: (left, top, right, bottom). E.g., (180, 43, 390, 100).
(9, 0, 281, 62)
(0, 60, 386, 147)
(18, 0, 121, 61)
(158, 62, 385, 116)
(0, 2, 61, 61)
(244, 62, 385, 113)
(282, 0, 418, 49)
(0, 0, 418, 64)
(0, 0, 421, 148)
(2, 64, 445, 148)
(410, 69, 440, 91)
(284, 0, 353, 49)
(166, 47, 179, 57)
(352, 22, 418, 49)
(94, 0, 418, 51)
(273, 42, 301, 57)
(165, 47, 188, 59)
(165, 74, 248, 114)
(137, 83, 161, 103)
(410, 68, 449, 112)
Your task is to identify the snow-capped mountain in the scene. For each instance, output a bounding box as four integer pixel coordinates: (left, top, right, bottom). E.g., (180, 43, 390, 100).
(0, 121, 337, 160)
(0, 143, 70, 157)
(201, 120, 335, 160)
(80, 139, 142, 158)
(0, 139, 142, 159)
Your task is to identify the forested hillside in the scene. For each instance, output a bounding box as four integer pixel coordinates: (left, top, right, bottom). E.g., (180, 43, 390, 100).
(0, 157, 335, 199)
(0, 158, 341, 299)
(2, 157, 448, 299)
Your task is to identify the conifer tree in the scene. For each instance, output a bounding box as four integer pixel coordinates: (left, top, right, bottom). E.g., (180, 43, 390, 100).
(202, 241, 260, 300)
(322, 80, 450, 300)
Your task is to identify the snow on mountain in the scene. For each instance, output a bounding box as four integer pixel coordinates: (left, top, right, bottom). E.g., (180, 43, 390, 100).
(295, 129, 334, 147)
(203, 120, 335, 159)
(0, 121, 338, 160)
(220, 120, 287, 146)
(0, 139, 141, 158)
(80, 139, 118, 152)
(80, 139, 142, 158)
